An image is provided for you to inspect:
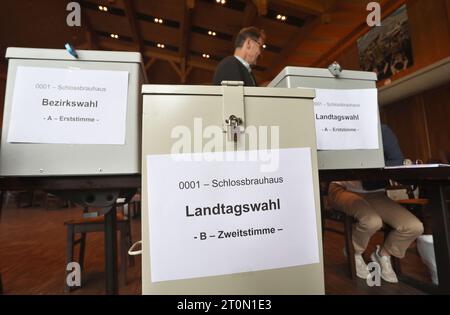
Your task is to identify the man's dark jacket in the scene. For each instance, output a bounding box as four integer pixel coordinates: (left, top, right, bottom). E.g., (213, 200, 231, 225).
(212, 56, 256, 86)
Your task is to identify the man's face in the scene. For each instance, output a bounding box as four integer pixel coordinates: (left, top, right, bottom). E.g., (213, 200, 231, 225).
(245, 37, 264, 65)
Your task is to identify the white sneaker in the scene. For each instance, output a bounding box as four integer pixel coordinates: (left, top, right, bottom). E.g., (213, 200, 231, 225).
(355, 254, 370, 279)
(343, 247, 370, 279)
(417, 235, 439, 285)
(370, 245, 398, 283)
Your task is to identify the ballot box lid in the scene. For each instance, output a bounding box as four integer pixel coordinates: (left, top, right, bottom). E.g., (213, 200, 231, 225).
(6, 46, 145, 68)
(142, 84, 316, 98)
(269, 66, 377, 88)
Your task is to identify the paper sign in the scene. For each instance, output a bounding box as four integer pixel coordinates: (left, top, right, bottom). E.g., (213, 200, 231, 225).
(7, 66, 129, 144)
(146, 148, 320, 282)
(313, 89, 379, 150)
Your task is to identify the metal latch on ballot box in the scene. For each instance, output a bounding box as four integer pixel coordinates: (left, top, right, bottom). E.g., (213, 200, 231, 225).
(221, 81, 246, 143)
(225, 115, 244, 142)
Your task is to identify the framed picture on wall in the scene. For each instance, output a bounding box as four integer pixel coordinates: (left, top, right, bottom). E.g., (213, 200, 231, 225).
(357, 5, 414, 81)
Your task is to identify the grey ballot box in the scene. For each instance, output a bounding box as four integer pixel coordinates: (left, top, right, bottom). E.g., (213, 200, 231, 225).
(141, 84, 324, 294)
(269, 66, 384, 170)
(0, 47, 146, 176)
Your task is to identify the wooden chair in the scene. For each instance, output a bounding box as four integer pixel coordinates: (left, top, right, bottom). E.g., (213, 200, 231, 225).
(386, 182, 430, 232)
(64, 202, 134, 292)
(322, 207, 358, 279)
(11, 190, 34, 208)
(129, 193, 141, 219)
(323, 207, 402, 280)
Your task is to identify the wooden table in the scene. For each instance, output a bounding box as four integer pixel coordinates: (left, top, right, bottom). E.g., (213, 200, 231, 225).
(319, 166, 450, 294)
(3, 167, 449, 294)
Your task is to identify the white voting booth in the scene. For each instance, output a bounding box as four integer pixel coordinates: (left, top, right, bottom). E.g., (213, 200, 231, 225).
(269, 66, 384, 170)
(141, 83, 325, 294)
(0, 47, 146, 176)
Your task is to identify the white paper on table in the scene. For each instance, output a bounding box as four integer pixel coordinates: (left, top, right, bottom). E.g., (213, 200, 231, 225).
(313, 88, 379, 150)
(146, 148, 320, 282)
(7, 66, 129, 145)
(384, 164, 450, 169)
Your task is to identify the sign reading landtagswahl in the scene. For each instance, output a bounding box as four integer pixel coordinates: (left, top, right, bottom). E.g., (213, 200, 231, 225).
(7, 66, 129, 144)
(146, 148, 320, 282)
(313, 88, 379, 150)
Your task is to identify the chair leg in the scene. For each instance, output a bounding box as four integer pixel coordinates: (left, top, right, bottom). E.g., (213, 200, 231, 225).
(127, 220, 135, 267)
(79, 233, 86, 272)
(132, 200, 141, 218)
(120, 226, 128, 286)
(65, 225, 75, 293)
(344, 215, 357, 280)
(0, 190, 4, 223)
(392, 257, 402, 275)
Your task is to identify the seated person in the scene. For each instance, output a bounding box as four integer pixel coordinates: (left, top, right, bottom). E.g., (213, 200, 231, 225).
(328, 125, 424, 283)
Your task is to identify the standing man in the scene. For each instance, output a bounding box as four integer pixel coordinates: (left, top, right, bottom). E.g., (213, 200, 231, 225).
(212, 27, 265, 86)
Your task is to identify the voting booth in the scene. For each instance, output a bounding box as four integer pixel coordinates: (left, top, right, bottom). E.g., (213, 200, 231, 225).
(141, 83, 324, 294)
(269, 66, 384, 170)
(0, 47, 146, 176)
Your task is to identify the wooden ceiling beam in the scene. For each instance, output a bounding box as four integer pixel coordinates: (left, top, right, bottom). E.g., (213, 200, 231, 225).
(230, 0, 261, 54)
(186, 66, 193, 78)
(265, 0, 341, 79)
(277, 0, 326, 16)
(144, 51, 215, 73)
(168, 60, 183, 79)
(144, 50, 180, 64)
(123, 0, 145, 57)
(79, 0, 98, 49)
(323, 0, 337, 11)
(243, 1, 258, 26)
(180, 1, 194, 58)
(145, 57, 156, 71)
(186, 58, 217, 72)
(0, 55, 7, 80)
(265, 17, 322, 80)
(252, 0, 268, 16)
(179, 0, 195, 83)
(320, 0, 337, 24)
(98, 37, 216, 73)
(187, 0, 195, 9)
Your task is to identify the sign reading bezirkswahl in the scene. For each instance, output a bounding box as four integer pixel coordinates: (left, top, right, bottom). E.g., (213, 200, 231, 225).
(7, 66, 129, 144)
(313, 88, 379, 150)
(146, 148, 320, 282)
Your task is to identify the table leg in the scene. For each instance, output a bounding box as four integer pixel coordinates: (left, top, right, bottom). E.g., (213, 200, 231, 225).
(428, 183, 450, 294)
(0, 191, 3, 294)
(0, 190, 4, 222)
(104, 205, 118, 295)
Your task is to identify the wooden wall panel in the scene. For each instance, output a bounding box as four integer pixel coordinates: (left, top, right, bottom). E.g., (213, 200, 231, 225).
(447, 0, 450, 29)
(147, 60, 180, 84)
(407, 0, 450, 68)
(380, 95, 430, 161)
(188, 68, 213, 85)
(0, 77, 5, 129)
(380, 81, 450, 163)
(422, 82, 450, 162)
(332, 0, 450, 80)
(334, 43, 361, 71)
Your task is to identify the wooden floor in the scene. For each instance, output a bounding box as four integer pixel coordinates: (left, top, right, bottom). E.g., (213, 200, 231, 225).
(0, 197, 433, 295)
